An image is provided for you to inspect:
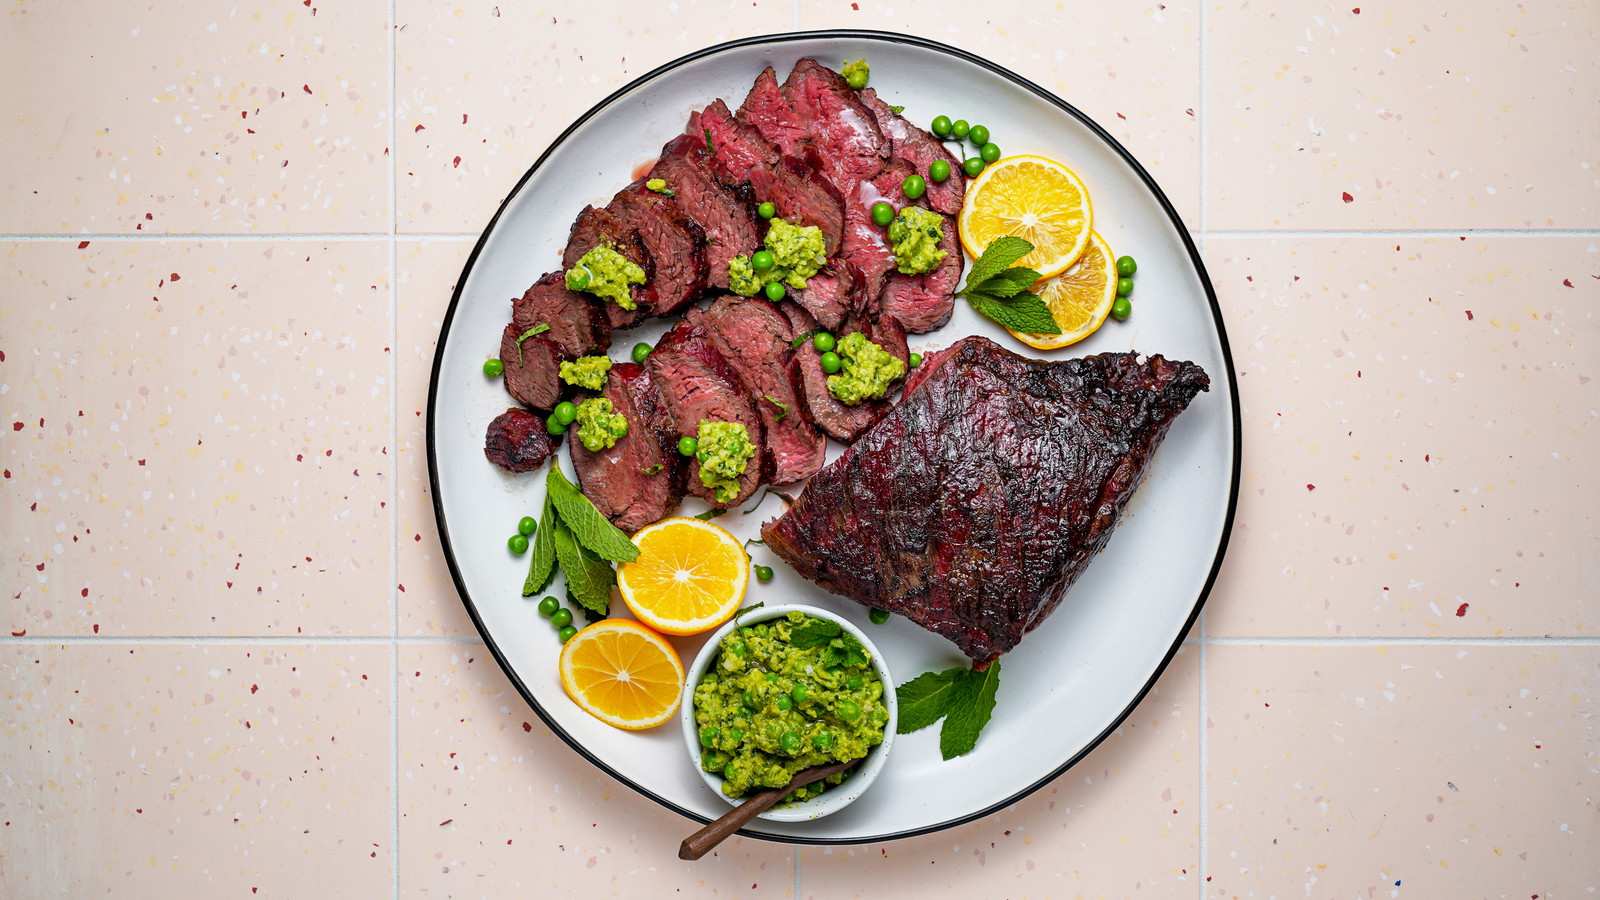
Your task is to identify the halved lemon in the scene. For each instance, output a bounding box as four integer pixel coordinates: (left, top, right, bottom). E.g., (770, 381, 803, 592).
(616, 517, 749, 636)
(958, 154, 1094, 279)
(557, 619, 685, 730)
(1009, 230, 1119, 350)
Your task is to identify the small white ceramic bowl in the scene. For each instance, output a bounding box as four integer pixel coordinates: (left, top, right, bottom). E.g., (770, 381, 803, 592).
(680, 603, 898, 822)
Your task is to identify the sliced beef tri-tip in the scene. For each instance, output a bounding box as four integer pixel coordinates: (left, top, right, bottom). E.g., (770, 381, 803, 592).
(646, 323, 766, 508)
(568, 362, 686, 532)
(647, 134, 762, 293)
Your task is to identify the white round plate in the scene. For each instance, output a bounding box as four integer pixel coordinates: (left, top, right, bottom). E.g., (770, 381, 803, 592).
(427, 31, 1239, 844)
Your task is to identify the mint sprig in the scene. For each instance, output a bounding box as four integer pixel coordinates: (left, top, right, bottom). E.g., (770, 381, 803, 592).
(958, 238, 1060, 335)
(895, 660, 1003, 760)
(520, 462, 639, 616)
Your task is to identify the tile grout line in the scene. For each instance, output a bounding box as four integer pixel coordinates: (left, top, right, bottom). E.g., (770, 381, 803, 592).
(388, 0, 402, 893)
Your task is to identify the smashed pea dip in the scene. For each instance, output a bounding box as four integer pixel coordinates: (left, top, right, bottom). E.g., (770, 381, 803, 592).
(827, 332, 904, 405)
(574, 398, 628, 452)
(728, 219, 827, 295)
(566, 243, 646, 310)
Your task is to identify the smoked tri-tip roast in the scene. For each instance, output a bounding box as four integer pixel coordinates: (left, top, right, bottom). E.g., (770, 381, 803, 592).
(761, 337, 1210, 668)
(484, 58, 967, 520)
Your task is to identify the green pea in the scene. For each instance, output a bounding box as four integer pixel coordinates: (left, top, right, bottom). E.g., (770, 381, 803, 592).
(951, 119, 970, 140)
(870, 706, 888, 723)
(870, 202, 895, 227)
(1111, 296, 1132, 321)
(699, 725, 719, 748)
(837, 700, 861, 721)
(507, 533, 529, 555)
(751, 250, 775, 272)
(902, 174, 926, 201)
(790, 683, 810, 704)
(780, 731, 802, 754)
(845, 68, 868, 90)
(813, 731, 835, 751)
(545, 414, 567, 436)
(820, 351, 842, 374)
(1116, 255, 1137, 277)
(846, 674, 864, 690)
(812, 331, 836, 352)
(678, 436, 698, 456)
(754, 564, 773, 583)
(727, 726, 744, 744)
(928, 159, 951, 183)
(537, 596, 559, 617)
(757, 201, 777, 219)
(550, 608, 573, 629)
(980, 142, 1001, 163)
(963, 157, 985, 178)
(566, 267, 592, 291)
(742, 690, 756, 708)
(482, 358, 504, 378)
(971, 123, 992, 146)
(516, 517, 536, 538)
(775, 694, 793, 712)
(908, 352, 922, 369)
(868, 608, 890, 624)
(764, 672, 780, 684)
(1116, 277, 1134, 297)
(557, 624, 578, 643)
(764, 280, 786, 302)
(930, 115, 953, 138)
(553, 401, 578, 425)
(728, 639, 748, 657)
(631, 341, 652, 364)
(723, 761, 739, 781)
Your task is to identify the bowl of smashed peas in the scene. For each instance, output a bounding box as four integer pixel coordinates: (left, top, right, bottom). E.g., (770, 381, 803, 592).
(681, 604, 898, 822)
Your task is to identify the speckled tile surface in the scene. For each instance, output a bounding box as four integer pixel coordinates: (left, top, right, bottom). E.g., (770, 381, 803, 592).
(3, 0, 1597, 895)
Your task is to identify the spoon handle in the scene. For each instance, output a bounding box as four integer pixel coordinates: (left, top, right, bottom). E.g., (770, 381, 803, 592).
(678, 758, 860, 860)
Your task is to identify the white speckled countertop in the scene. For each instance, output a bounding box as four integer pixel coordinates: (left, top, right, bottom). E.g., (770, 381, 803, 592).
(3, 1, 1596, 896)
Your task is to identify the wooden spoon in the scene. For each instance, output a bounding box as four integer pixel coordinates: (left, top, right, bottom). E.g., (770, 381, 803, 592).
(678, 758, 863, 860)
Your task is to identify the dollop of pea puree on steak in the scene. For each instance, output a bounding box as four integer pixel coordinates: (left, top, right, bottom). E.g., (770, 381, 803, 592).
(574, 397, 628, 452)
(693, 420, 756, 503)
(693, 611, 888, 803)
(566, 243, 646, 310)
(558, 354, 612, 390)
(886, 206, 947, 275)
(826, 332, 905, 405)
(727, 219, 827, 296)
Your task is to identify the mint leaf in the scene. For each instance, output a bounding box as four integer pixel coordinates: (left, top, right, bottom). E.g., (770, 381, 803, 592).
(939, 661, 1002, 759)
(894, 668, 965, 734)
(960, 236, 1034, 292)
(789, 328, 823, 350)
(552, 516, 614, 615)
(763, 395, 789, 422)
(787, 617, 841, 650)
(639, 462, 664, 475)
(820, 633, 868, 669)
(973, 267, 1043, 299)
(969, 291, 1061, 335)
(694, 507, 730, 521)
(704, 127, 714, 155)
(545, 465, 639, 563)
(513, 323, 550, 363)
(888, 104, 905, 114)
(522, 492, 558, 596)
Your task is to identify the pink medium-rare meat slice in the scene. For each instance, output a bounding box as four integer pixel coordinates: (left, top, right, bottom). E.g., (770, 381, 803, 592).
(736, 66, 809, 161)
(761, 337, 1211, 667)
(607, 180, 707, 317)
(646, 322, 765, 508)
(837, 160, 915, 311)
(498, 325, 564, 411)
(648, 134, 761, 292)
(510, 272, 612, 358)
(788, 260, 861, 333)
(562, 205, 651, 329)
(788, 306, 909, 443)
(483, 408, 560, 474)
(856, 87, 967, 216)
(878, 214, 962, 334)
(776, 59, 889, 191)
(687, 296, 827, 485)
(694, 100, 844, 257)
(691, 99, 774, 185)
(570, 363, 685, 532)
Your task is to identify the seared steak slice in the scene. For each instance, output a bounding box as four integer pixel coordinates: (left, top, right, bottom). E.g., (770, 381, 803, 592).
(570, 363, 685, 532)
(562, 205, 651, 329)
(646, 323, 765, 508)
(857, 87, 967, 216)
(696, 99, 844, 256)
(687, 296, 827, 485)
(775, 59, 888, 191)
(789, 260, 860, 333)
(736, 66, 809, 161)
(511, 271, 612, 358)
(878, 214, 962, 333)
(787, 306, 909, 443)
(838, 160, 916, 311)
(498, 325, 563, 411)
(761, 337, 1210, 667)
(649, 134, 761, 292)
(608, 180, 708, 316)
(483, 408, 559, 473)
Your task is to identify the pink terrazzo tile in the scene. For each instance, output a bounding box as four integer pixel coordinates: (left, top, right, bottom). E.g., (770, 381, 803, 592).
(799, 649, 1200, 898)
(0, 241, 393, 636)
(396, 239, 478, 637)
(1204, 236, 1597, 638)
(397, 644, 795, 896)
(393, 1, 787, 233)
(0, 642, 394, 897)
(0, 0, 390, 234)
(1205, 643, 1600, 896)
(1205, 2, 1600, 229)
(801, 1, 1202, 226)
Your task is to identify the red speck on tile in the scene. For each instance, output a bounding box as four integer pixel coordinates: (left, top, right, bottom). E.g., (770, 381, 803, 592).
(10, 630, 24, 637)
(523, 721, 533, 732)
(1116, 112, 1126, 120)
(12, 422, 21, 432)
(1352, 6, 1360, 12)
(1341, 191, 1354, 203)
(35, 563, 44, 572)
(325, 449, 332, 457)
(414, 534, 422, 542)
(169, 273, 180, 282)
(138, 459, 146, 466)
(0, 350, 5, 361)
(370, 852, 376, 858)
(78, 241, 90, 248)
(1562, 278, 1574, 287)
(397, 583, 406, 592)
(1455, 603, 1468, 617)
(851, 1, 859, 7)
(136, 809, 142, 814)
(1185, 108, 1194, 116)
(453, 155, 462, 168)
(303, 84, 313, 95)
(1306, 483, 1315, 491)
(1466, 310, 1474, 320)
(415, 124, 426, 132)
(226, 582, 233, 588)
(2, 470, 8, 479)
(92, 623, 99, 633)
(82, 588, 89, 598)
(439, 819, 453, 826)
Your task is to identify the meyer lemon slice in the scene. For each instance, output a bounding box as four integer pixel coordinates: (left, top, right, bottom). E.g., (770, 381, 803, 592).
(1010, 230, 1119, 350)
(557, 619, 685, 730)
(958, 154, 1094, 279)
(616, 517, 749, 636)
